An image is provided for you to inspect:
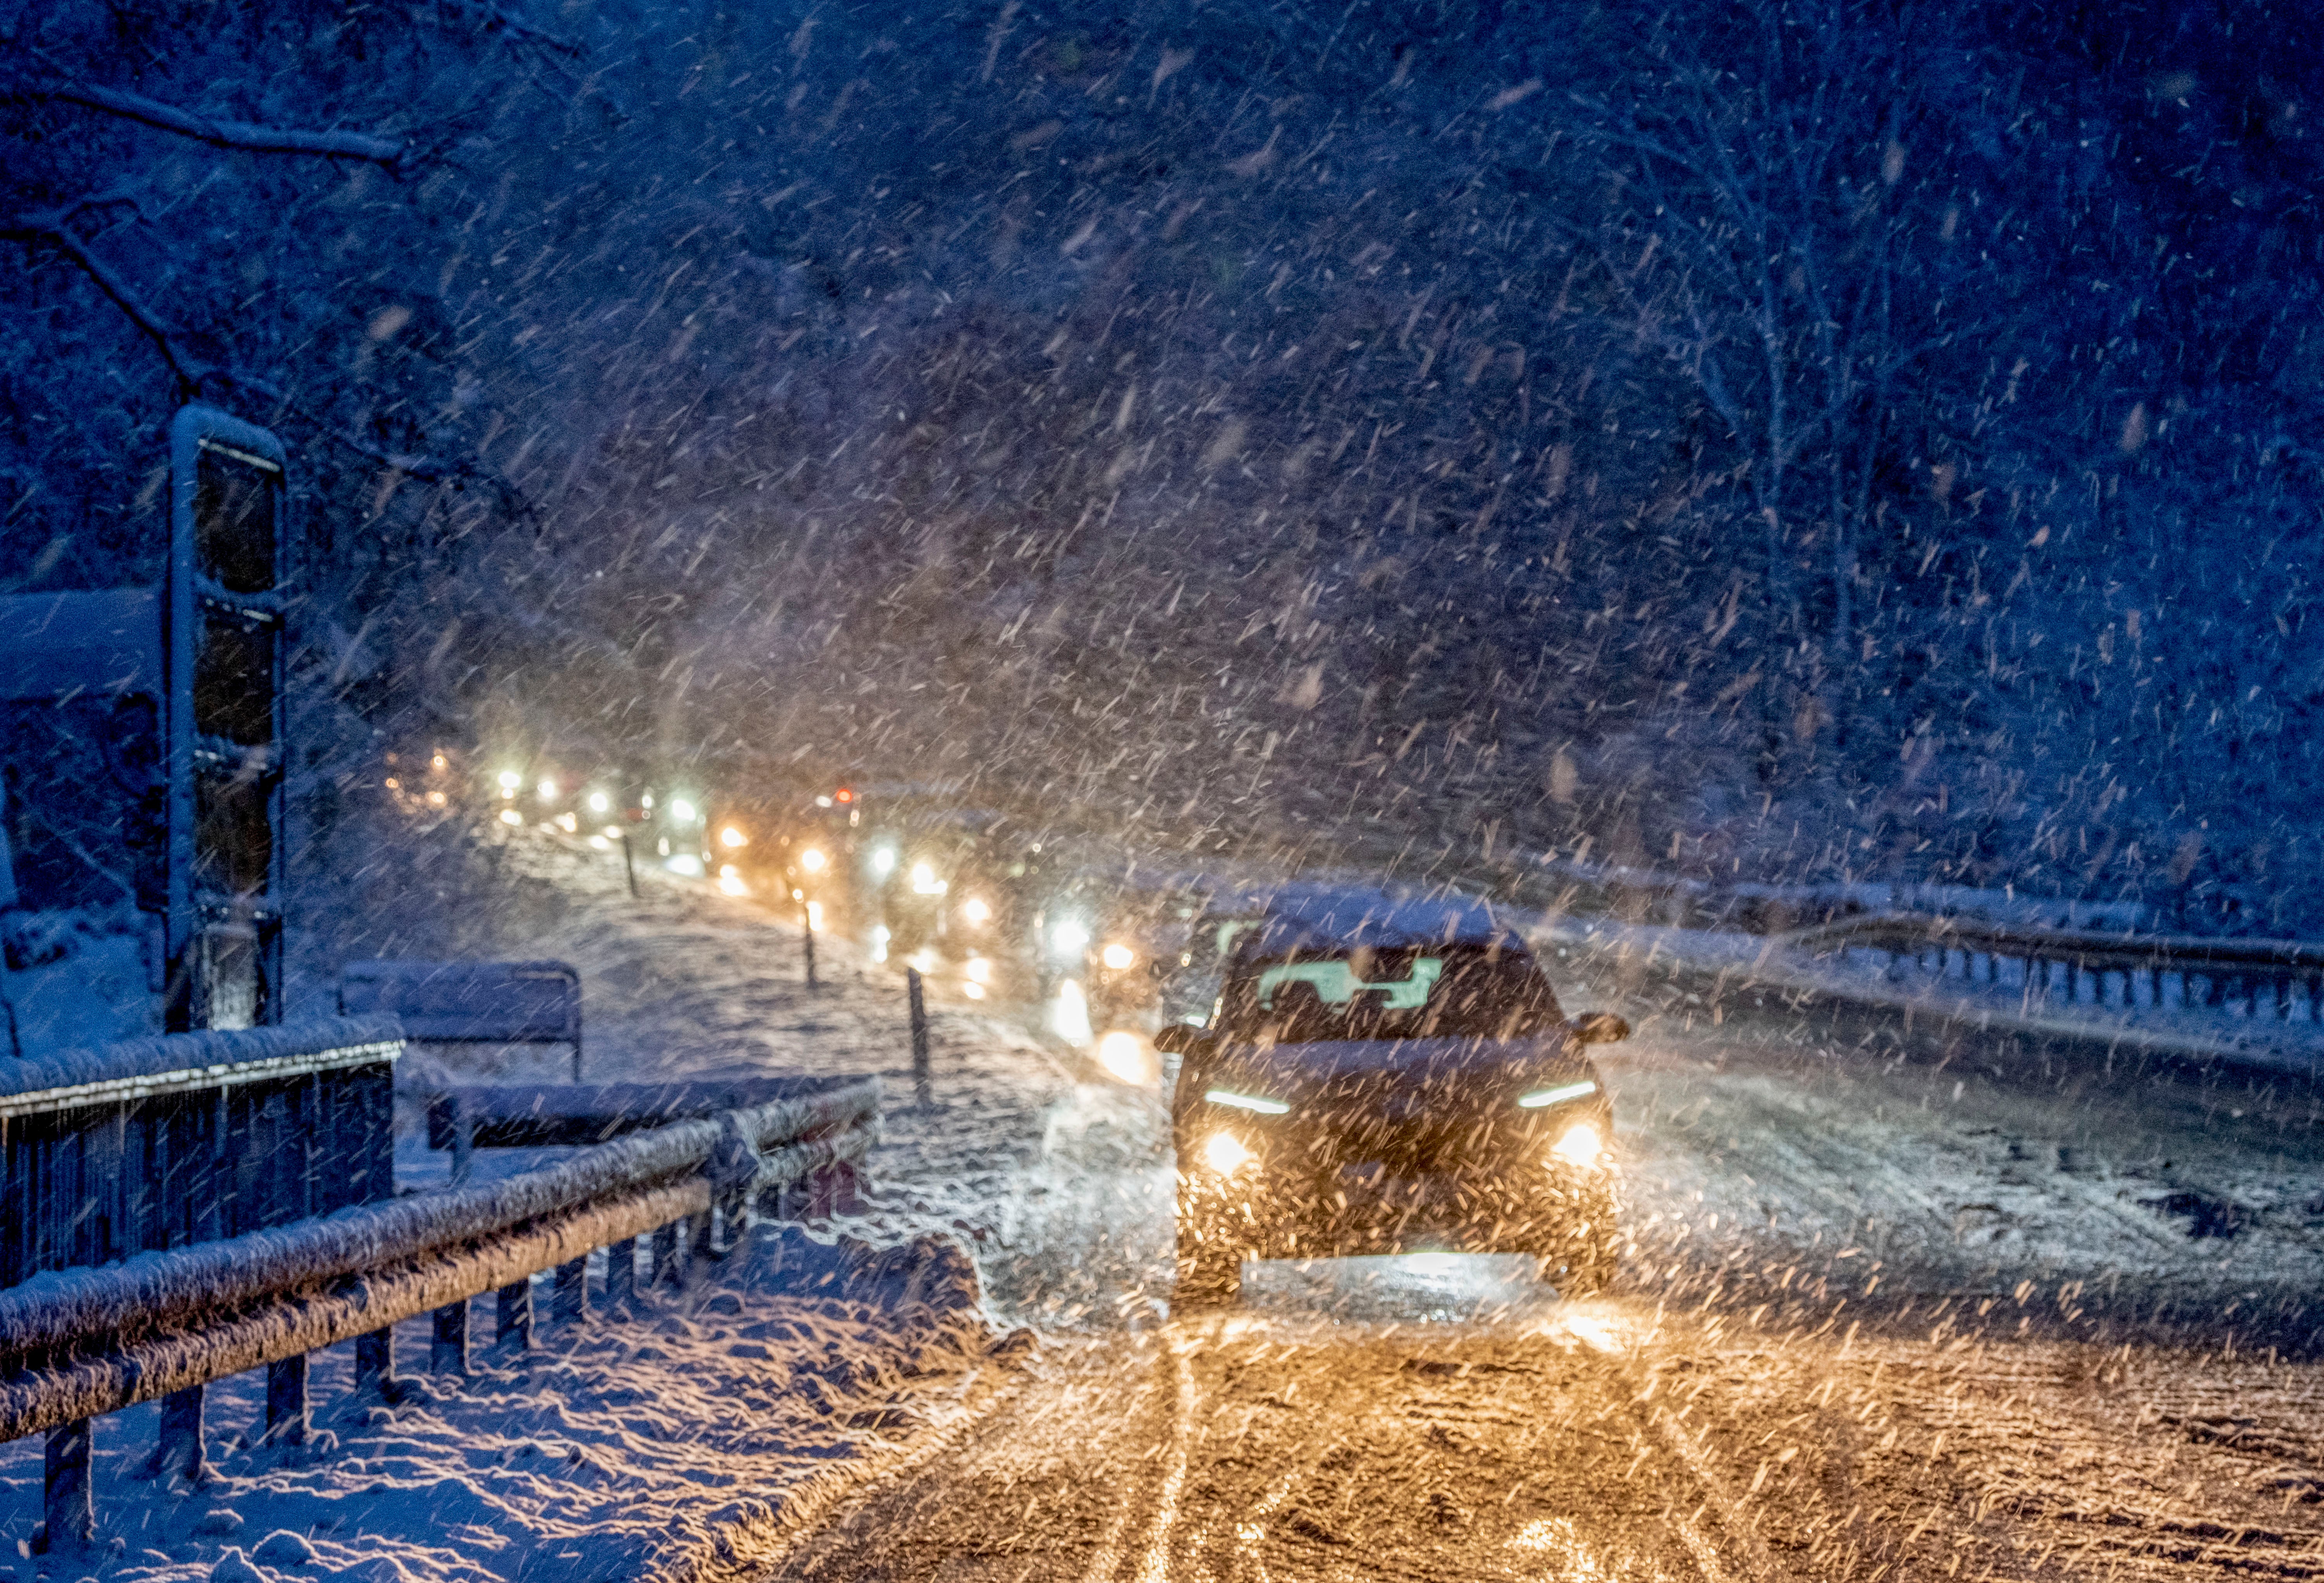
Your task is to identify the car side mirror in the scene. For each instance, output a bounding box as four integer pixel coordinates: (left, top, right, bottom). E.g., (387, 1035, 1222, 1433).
(1570, 1011, 1630, 1045)
(1153, 1024, 1212, 1056)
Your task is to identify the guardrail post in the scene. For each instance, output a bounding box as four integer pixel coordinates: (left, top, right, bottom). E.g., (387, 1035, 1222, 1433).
(449, 1094, 475, 1186)
(497, 1277, 536, 1348)
(150, 1386, 205, 1481)
(432, 1298, 470, 1374)
(909, 968, 930, 1106)
(808, 1158, 866, 1217)
(652, 1219, 683, 1286)
(554, 1257, 590, 1325)
(355, 1328, 397, 1402)
(41, 1419, 94, 1553)
(264, 1354, 309, 1445)
(688, 1210, 715, 1270)
(607, 1237, 638, 1306)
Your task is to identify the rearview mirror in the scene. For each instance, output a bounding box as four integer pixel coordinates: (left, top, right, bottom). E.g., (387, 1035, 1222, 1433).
(1152, 1023, 1211, 1056)
(1571, 1011, 1630, 1045)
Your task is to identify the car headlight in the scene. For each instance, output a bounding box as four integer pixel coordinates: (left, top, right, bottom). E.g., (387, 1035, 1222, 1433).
(869, 846, 897, 877)
(1517, 1079, 1598, 1109)
(962, 896, 992, 925)
(910, 861, 948, 895)
(720, 825, 748, 849)
(1551, 1121, 1605, 1169)
(1201, 1132, 1255, 1174)
(1100, 941, 1136, 971)
(1050, 919, 1091, 958)
(1204, 1088, 1290, 1116)
(799, 846, 828, 873)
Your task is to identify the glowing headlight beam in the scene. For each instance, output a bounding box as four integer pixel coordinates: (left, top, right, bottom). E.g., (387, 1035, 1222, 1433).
(1551, 1121, 1605, 1169)
(1517, 1079, 1599, 1109)
(798, 846, 828, 873)
(1201, 1132, 1255, 1174)
(1204, 1088, 1290, 1116)
(1100, 941, 1136, 971)
(1095, 1029, 1148, 1084)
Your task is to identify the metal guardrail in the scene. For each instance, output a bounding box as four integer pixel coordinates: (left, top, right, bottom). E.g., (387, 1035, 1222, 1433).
(1779, 914, 2324, 1022)
(0, 1017, 404, 1291)
(340, 959, 584, 1081)
(3, 1074, 878, 1556)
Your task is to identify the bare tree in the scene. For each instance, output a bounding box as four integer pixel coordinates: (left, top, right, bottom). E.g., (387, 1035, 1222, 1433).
(1560, 0, 1960, 739)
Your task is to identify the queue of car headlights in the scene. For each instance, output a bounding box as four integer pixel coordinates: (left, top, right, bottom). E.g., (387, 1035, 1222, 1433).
(1195, 1080, 1606, 1176)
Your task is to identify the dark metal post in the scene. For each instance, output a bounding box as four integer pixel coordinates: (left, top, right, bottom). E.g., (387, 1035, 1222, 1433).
(355, 1329, 397, 1402)
(449, 1094, 474, 1186)
(606, 1238, 638, 1306)
(431, 1298, 470, 1374)
(497, 1277, 535, 1348)
(803, 903, 818, 989)
(652, 1219, 683, 1286)
(908, 967, 930, 1107)
(151, 1386, 205, 1481)
(41, 1420, 94, 1553)
(264, 1354, 309, 1445)
(553, 1257, 590, 1326)
(620, 831, 640, 898)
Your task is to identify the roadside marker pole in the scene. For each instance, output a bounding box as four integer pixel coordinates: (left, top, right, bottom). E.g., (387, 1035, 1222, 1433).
(908, 968, 930, 1106)
(803, 903, 819, 989)
(620, 832, 640, 898)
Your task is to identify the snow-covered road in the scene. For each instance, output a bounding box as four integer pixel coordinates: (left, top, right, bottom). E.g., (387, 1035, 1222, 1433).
(19, 809, 2324, 1581)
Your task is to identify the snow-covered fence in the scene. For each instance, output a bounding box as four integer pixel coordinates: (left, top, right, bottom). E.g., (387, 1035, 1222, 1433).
(339, 958, 584, 1081)
(0, 1017, 403, 1291)
(1782, 915, 2324, 1024)
(423, 1076, 872, 1196)
(0, 1074, 877, 1554)
(1532, 852, 2152, 935)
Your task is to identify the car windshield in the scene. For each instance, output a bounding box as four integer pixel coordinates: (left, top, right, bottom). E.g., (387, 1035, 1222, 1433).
(1219, 944, 1563, 1043)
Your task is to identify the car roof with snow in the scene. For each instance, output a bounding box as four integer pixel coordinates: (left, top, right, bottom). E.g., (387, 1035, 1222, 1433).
(1231, 883, 1522, 959)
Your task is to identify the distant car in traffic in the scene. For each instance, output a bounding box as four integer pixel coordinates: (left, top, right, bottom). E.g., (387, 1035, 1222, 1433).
(1156, 893, 1627, 1305)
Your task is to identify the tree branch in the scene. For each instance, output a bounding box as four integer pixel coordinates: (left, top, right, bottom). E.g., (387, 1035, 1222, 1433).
(5, 213, 531, 520)
(36, 81, 409, 169)
(1, 211, 206, 395)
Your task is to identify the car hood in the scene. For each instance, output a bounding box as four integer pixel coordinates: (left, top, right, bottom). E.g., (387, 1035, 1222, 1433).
(1203, 1034, 1598, 1114)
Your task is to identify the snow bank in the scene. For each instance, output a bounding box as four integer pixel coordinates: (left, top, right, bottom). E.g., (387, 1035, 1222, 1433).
(0, 1229, 1010, 1583)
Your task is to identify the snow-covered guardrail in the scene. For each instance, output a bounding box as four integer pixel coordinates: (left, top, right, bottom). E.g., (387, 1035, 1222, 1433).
(0, 1017, 405, 1292)
(2, 1074, 878, 1556)
(1782, 914, 2324, 1023)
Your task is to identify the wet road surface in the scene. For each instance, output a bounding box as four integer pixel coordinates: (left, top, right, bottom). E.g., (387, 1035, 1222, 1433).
(758, 920, 2324, 1581)
(776, 1269, 1764, 1583)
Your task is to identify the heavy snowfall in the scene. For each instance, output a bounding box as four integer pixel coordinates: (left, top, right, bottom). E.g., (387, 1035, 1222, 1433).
(4, 0, 2324, 1579)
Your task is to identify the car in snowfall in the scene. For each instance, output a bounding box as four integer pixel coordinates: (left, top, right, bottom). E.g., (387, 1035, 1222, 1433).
(1155, 892, 1628, 1305)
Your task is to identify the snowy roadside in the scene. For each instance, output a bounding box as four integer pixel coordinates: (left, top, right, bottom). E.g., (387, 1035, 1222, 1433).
(0, 813, 1131, 1583)
(1534, 908, 2324, 1078)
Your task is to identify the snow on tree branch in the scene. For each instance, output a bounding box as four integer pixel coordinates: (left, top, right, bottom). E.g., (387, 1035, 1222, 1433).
(1, 210, 208, 395)
(5, 209, 528, 518)
(36, 80, 410, 169)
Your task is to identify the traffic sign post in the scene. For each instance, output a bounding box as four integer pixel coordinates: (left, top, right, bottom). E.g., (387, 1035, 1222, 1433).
(167, 406, 288, 1030)
(0, 404, 288, 1043)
